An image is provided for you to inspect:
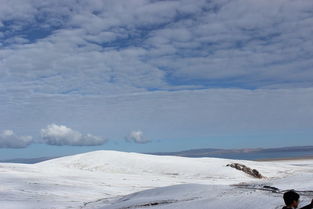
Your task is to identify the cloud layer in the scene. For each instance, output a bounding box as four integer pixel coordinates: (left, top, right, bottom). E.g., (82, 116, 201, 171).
(1, 0, 313, 98)
(0, 0, 312, 151)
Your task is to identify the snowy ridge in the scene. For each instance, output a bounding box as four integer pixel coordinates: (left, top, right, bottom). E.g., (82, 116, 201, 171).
(36, 150, 308, 180)
(0, 150, 313, 209)
(37, 150, 259, 181)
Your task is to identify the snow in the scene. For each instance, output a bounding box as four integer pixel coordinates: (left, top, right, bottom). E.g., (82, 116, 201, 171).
(0, 150, 313, 209)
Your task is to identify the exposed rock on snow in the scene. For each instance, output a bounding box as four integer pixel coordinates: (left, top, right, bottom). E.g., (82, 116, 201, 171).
(227, 163, 264, 178)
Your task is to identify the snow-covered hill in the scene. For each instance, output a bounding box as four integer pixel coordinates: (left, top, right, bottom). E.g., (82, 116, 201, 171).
(0, 150, 313, 209)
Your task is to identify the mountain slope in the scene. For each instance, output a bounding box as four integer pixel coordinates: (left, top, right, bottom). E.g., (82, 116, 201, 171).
(0, 150, 313, 209)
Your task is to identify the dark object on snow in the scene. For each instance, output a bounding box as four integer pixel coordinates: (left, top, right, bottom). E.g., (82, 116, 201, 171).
(263, 185, 279, 191)
(226, 163, 264, 178)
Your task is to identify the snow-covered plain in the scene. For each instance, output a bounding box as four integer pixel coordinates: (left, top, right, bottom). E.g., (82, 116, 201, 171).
(0, 150, 313, 209)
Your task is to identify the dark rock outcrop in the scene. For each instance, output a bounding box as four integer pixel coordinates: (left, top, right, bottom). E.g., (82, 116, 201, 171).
(226, 163, 264, 178)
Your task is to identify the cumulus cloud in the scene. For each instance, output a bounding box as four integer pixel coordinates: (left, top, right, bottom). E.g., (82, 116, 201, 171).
(0, 130, 33, 148)
(126, 130, 150, 144)
(40, 124, 107, 146)
(0, 125, 108, 148)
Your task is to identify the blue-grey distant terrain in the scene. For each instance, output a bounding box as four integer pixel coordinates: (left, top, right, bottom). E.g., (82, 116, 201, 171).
(2, 146, 313, 163)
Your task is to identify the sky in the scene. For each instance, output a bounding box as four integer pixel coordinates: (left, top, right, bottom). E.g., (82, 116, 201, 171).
(0, 0, 313, 160)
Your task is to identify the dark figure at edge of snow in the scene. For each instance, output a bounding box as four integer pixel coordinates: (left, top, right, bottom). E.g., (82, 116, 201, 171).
(282, 190, 313, 209)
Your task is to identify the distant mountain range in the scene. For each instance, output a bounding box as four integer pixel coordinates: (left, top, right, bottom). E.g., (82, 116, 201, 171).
(150, 145, 313, 159)
(1, 145, 313, 163)
(0, 156, 61, 164)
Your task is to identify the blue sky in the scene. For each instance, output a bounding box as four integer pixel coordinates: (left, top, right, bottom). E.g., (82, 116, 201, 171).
(0, 0, 313, 160)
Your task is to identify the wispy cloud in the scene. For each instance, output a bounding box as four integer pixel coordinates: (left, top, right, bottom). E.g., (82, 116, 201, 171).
(1, 88, 311, 143)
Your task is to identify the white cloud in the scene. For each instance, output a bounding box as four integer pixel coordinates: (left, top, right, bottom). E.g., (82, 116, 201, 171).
(0, 0, 312, 97)
(0, 124, 108, 149)
(0, 0, 313, 150)
(0, 130, 33, 148)
(126, 130, 150, 144)
(40, 124, 107, 146)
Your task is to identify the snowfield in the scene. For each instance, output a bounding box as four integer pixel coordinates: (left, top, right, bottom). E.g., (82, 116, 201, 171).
(0, 150, 313, 209)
